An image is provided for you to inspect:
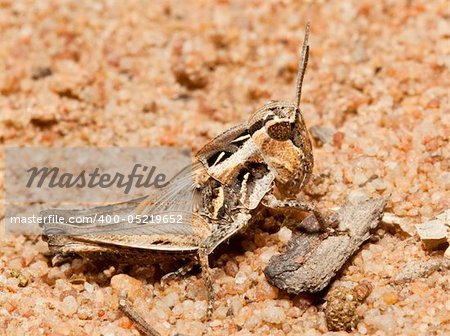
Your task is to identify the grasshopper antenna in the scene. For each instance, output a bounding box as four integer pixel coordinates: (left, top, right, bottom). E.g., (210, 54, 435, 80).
(294, 22, 310, 109)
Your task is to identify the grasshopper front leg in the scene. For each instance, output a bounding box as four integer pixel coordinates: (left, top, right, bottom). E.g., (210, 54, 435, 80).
(197, 212, 252, 319)
(262, 193, 331, 231)
(198, 247, 214, 320)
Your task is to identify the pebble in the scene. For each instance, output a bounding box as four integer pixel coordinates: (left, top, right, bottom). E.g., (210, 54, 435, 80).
(370, 178, 387, 191)
(161, 292, 180, 309)
(34, 240, 49, 254)
(365, 312, 397, 335)
(77, 306, 94, 320)
(261, 303, 286, 324)
(9, 269, 29, 287)
(110, 274, 142, 299)
(416, 212, 449, 250)
(235, 271, 247, 285)
(84, 282, 94, 293)
(28, 260, 49, 278)
(230, 297, 243, 316)
(383, 292, 399, 305)
(278, 227, 292, 244)
(348, 189, 369, 204)
(224, 260, 239, 277)
(259, 247, 278, 263)
(22, 247, 38, 266)
(61, 296, 78, 317)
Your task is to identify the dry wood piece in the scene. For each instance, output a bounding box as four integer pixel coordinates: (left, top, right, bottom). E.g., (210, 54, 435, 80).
(264, 197, 387, 293)
(392, 258, 450, 284)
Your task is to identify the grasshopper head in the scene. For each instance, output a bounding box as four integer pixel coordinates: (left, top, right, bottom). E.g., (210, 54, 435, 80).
(247, 100, 313, 195)
(247, 23, 313, 196)
(248, 100, 309, 143)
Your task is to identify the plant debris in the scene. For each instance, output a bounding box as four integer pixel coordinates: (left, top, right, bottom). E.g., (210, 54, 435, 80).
(264, 197, 387, 293)
(392, 258, 450, 284)
(325, 280, 372, 331)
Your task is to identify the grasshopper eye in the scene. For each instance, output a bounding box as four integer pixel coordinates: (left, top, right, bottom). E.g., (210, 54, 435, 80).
(265, 119, 292, 141)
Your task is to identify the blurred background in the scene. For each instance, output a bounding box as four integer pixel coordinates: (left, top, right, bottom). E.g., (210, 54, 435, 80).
(1, 0, 448, 217)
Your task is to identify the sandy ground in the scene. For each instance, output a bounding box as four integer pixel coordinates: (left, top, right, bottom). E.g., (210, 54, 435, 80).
(0, 0, 449, 335)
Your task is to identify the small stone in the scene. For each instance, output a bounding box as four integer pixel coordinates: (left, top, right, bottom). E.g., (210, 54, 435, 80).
(7, 258, 23, 270)
(292, 293, 315, 312)
(354, 281, 372, 301)
(278, 227, 292, 244)
(255, 280, 278, 300)
(224, 260, 239, 277)
(445, 300, 450, 311)
(22, 247, 38, 265)
(171, 51, 209, 90)
(259, 247, 278, 263)
(161, 292, 180, 309)
(309, 125, 335, 146)
(61, 296, 78, 317)
(84, 282, 94, 293)
(60, 289, 78, 302)
(365, 312, 397, 335)
(31, 66, 52, 80)
(235, 270, 247, 285)
(416, 219, 448, 250)
(353, 171, 369, 186)
(436, 209, 450, 224)
(244, 314, 262, 329)
(445, 246, 450, 260)
(347, 189, 369, 204)
(230, 297, 243, 316)
(382, 212, 415, 236)
(370, 178, 387, 191)
(333, 131, 345, 148)
(357, 322, 368, 334)
(383, 291, 399, 305)
(28, 260, 49, 278)
(10, 269, 30, 287)
(110, 274, 142, 299)
(261, 304, 286, 324)
(77, 306, 93, 320)
(34, 240, 49, 254)
(214, 305, 228, 319)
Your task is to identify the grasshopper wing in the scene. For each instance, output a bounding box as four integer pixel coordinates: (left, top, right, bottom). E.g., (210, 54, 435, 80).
(41, 163, 202, 239)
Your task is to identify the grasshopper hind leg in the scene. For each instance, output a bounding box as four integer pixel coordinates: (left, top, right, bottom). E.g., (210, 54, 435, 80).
(119, 292, 162, 336)
(198, 247, 214, 319)
(160, 259, 197, 285)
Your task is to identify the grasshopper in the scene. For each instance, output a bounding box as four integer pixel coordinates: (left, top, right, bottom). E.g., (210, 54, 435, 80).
(42, 23, 324, 335)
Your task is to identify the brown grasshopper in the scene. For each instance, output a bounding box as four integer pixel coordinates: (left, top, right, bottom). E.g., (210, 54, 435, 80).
(42, 23, 324, 335)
